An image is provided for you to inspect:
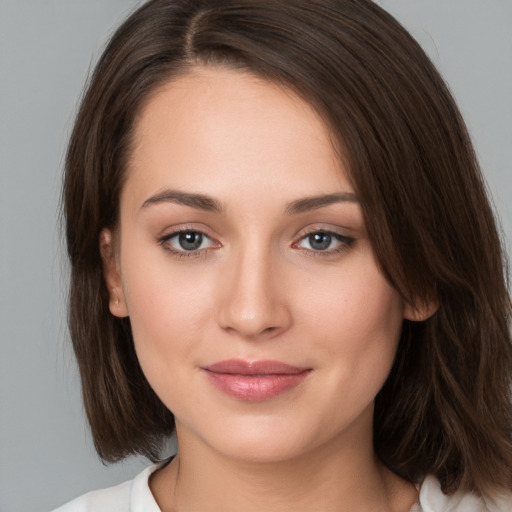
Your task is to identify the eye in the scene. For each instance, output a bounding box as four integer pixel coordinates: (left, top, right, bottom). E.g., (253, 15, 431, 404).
(160, 230, 216, 253)
(296, 230, 354, 253)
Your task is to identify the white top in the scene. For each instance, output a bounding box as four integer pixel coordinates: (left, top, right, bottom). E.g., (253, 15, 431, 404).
(52, 465, 512, 512)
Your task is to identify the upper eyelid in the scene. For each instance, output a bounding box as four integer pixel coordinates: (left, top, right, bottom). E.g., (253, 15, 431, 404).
(158, 224, 216, 240)
(159, 227, 350, 238)
(161, 229, 211, 240)
(296, 231, 353, 243)
(294, 225, 354, 239)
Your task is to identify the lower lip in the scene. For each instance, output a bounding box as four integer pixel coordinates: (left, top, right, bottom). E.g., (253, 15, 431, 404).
(203, 370, 311, 401)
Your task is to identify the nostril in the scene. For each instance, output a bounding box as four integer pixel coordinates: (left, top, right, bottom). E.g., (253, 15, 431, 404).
(219, 319, 287, 341)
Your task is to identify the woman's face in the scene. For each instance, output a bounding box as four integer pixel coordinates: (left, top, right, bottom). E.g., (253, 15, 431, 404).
(103, 66, 418, 462)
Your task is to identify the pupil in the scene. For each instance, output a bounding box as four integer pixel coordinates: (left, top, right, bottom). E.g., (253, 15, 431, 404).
(179, 232, 202, 251)
(310, 232, 331, 250)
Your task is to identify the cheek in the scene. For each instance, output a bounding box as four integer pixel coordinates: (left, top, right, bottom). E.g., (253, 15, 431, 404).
(298, 256, 404, 350)
(119, 251, 216, 390)
(296, 258, 404, 401)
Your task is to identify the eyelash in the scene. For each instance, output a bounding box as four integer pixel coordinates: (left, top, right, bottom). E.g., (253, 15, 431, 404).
(158, 228, 218, 259)
(157, 228, 355, 259)
(293, 229, 355, 257)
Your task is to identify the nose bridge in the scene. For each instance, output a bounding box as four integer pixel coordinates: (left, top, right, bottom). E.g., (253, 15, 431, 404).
(218, 237, 290, 339)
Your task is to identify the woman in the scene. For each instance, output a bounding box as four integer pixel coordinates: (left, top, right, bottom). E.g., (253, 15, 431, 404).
(54, 0, 512, 510)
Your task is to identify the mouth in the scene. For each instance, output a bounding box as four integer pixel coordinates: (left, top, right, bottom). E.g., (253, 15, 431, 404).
(201, 359, 312, 401)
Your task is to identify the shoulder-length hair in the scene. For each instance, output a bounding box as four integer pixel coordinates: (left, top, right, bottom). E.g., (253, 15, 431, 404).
(64, 0, 512, 496)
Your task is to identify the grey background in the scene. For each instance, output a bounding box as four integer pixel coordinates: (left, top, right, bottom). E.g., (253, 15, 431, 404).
(0, 1, 510, 511)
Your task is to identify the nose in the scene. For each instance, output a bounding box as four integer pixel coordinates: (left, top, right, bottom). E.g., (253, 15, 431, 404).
(217, 245, 292, 340)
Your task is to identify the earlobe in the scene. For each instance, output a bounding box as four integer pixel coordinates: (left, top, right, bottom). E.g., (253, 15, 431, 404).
(99, 228, 129, 318)
(404, 299, 439, 322)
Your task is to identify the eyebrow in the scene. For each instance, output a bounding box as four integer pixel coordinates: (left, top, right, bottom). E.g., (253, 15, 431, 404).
(141, 190, 223, 213)
(141, 189, 358, 215)
(285, 192, 359, 214)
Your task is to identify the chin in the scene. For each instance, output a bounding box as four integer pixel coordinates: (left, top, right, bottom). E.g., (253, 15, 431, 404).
(194, 414, 328, 464)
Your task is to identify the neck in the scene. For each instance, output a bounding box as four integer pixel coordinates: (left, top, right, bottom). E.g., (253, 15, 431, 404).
(150, 417, 417, 512)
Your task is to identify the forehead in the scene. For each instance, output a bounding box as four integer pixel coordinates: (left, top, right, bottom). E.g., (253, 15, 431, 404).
(125, 66, 353, 206)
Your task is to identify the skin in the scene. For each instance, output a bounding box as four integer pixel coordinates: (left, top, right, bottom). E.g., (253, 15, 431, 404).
(101, 66, 431, 511)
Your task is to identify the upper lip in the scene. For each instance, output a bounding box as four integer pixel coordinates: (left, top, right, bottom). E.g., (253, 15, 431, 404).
(203, 359, 310, 375)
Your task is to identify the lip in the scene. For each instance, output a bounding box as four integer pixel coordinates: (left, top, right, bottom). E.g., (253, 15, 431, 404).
(202, 359, 312, 401)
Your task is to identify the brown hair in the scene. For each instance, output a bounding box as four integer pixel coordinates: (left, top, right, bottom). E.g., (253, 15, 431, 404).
(64, 0, 512, 496)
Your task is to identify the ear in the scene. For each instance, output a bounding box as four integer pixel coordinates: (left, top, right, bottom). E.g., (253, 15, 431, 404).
(99, 228, 129, 318)
(404, 298, 439, 322)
